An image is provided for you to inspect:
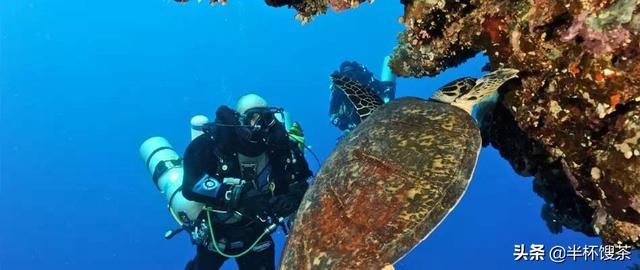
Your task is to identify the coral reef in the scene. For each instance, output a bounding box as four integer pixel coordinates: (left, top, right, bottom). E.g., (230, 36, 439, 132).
(279, 0, 371, 24)
(177, 0, 371, 24)
(485, 98, 598, 237)
(389, 0, 640, 247)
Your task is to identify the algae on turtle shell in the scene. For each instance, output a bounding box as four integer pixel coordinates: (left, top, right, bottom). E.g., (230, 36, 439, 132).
(279, 68, 518, 268)
(280, 97, 483, 269)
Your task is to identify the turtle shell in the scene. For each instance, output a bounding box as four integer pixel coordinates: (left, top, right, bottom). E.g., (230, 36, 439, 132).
(280, 97, 482, 269)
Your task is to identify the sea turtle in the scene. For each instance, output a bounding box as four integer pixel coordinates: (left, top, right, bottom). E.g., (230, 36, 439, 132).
(280, 68, 519, 269)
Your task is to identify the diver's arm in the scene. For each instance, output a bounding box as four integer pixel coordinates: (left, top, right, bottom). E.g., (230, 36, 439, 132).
(286, 144, 312, 201)
(181, 135, 219, 203)
(183, 127, 253, 209)
(269, 142, 312, 217)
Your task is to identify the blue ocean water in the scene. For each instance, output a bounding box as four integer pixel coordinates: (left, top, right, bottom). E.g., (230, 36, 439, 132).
(1, 1, 638, 269)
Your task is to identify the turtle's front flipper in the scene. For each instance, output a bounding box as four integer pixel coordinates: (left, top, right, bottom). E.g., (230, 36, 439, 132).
(331, 73, 384, 121)
(453, 68, 519, 113)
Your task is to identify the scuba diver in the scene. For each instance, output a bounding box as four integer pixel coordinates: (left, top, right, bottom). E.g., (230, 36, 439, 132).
(179, 94, 312, 270)
(329, 56, 397, 135)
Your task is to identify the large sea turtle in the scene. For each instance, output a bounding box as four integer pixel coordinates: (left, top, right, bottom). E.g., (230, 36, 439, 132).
(280, 68, 519, 269)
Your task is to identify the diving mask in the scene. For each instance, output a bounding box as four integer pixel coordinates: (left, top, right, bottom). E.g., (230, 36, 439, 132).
(239, 107, 283, 132)
(237, 107, 285, 144)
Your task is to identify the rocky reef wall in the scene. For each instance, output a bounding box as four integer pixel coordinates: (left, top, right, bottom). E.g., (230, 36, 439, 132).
(387, 0, 640, 247)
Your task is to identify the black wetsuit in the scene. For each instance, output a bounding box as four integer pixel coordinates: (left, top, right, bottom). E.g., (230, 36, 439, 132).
(181, 114, 312, 270)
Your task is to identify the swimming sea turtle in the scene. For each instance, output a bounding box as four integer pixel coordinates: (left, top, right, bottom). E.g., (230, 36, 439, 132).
(280, 68, 519, 269)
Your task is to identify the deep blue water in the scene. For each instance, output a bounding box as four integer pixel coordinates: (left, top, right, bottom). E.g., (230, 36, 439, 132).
(1, 1, 638, 269)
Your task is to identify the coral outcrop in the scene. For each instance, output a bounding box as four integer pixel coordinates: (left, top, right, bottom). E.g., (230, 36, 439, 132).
(275, 0, 370, 24)
(177, 0, 371, 24)
(389, 0, 640, 247)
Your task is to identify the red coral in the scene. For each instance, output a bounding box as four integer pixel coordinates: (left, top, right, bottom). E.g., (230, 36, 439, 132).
(610, 93, 622, 107)
(482, 16, 508, 44)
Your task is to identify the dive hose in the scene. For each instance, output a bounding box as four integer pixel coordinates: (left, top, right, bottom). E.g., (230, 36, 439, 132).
(205, 209, 281, 258)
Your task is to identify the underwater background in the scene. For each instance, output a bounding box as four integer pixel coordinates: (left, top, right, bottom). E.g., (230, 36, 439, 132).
(1, 1, 638, 269)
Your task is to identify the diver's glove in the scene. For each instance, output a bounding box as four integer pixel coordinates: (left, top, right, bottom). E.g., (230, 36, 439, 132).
(268, 194, 300, 218)
(268, 176, 308, 217)
(208, 105, 241, 145)
(237, 188, 271, 219)
(216, 104, 259, 144)
(216, 105, 239, 125)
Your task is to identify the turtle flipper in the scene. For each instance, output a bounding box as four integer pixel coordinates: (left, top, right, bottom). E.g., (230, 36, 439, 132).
(331, 73, 384, 121)
(430, 77, 477, 104)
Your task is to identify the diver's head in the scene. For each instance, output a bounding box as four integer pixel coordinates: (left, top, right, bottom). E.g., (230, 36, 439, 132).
(231, 94, 287, 155)
(236, 94, 268, 115)
(234, 94, 272, 143)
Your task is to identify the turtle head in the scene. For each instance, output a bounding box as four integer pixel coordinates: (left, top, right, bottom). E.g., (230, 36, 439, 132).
(431, 68, 519, 114)
(430, 77, 477, 105)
